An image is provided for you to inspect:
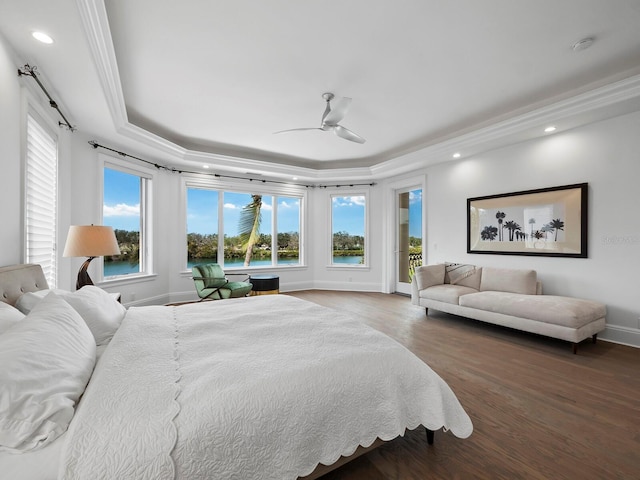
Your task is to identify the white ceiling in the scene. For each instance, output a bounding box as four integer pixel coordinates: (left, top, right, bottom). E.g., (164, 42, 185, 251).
(2, 0, 640, 180)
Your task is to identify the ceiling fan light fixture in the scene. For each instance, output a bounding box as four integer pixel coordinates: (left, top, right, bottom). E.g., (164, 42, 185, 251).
(274, 92, 365, 144)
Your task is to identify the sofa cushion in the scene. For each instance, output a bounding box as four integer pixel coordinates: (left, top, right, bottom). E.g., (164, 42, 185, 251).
(480, 267, 537, 295)
(420, 284, 479, 304)
(414, 264, 445, 291)
(459, 291, 606, 328)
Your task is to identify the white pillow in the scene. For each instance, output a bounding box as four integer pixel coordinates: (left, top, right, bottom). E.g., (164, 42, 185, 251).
(15, 289, 67, 315)
(0, 302, 25, 334)
(0, 293, 96, 453)
(59, 286, 127, 346)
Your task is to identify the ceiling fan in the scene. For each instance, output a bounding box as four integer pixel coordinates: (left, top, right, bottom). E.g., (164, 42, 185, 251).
(275, 92, 365, 144)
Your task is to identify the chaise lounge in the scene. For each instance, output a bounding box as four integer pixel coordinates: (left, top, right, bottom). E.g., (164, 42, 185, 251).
(411, 263, 606, 353)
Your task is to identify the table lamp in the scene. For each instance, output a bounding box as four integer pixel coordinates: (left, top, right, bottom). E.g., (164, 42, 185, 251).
(63, 225, 121, 290)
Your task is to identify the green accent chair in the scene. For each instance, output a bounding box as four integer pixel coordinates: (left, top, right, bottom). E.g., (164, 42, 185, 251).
(192, 263, 253, 301)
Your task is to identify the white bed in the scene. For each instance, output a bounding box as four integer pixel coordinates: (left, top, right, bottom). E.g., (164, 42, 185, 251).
(0, 264, 473, 480)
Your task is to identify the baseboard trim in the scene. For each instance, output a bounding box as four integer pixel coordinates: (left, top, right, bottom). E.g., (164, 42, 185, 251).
(599, 324, 640, 348)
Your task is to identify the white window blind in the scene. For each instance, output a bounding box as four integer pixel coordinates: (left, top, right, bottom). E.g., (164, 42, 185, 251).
(25, 113, 58, 287)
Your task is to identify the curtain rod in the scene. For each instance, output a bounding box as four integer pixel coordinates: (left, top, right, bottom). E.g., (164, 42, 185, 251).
(88, 141, 376, 189)
(18, 64, 76, 131)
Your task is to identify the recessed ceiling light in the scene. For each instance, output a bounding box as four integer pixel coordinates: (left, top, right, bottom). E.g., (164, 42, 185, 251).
(544, 126, 557, 133)
(292, 177, 298, 181)
(452, 152, 461, 159)
(203, 165, 210, 169)
(32, 31, 54, 44)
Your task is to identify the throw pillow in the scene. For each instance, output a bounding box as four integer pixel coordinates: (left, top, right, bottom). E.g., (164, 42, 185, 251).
(59, 286, 127, 346)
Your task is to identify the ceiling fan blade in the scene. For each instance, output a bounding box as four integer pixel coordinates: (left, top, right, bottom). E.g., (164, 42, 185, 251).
(323, 97, 352, 125)
(274, 127, 323, 134)
(333, 124, 365, 144)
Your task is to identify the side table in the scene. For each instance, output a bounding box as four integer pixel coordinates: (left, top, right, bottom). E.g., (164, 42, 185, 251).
(249, 274, 279, 295)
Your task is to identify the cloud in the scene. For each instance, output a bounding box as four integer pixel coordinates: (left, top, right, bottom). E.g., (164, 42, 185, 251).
(225, 201, 272, 211)
(279, 199, 300, 209)
(332, 195, 365, 207)
(103, 203, 140, 217)
(409, 190, 422, 203)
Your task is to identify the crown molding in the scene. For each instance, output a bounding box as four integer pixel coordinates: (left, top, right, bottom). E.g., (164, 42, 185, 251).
(79, 0, 640, 183)
(76, 0, 128, 129)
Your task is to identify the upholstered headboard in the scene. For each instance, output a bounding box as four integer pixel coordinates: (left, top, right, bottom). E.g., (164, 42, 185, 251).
(0, 264, 49, 306)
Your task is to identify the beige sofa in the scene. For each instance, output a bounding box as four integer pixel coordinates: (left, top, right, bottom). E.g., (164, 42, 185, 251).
(411, 263, 606, 353)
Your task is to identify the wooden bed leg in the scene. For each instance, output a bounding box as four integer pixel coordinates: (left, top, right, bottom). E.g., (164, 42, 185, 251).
(426, 428, 434, 445)
(572, 343, 578, 355)
(592, 334, 598, 344)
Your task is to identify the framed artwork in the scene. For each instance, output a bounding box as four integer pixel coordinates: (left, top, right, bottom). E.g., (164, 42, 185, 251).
(467, 183, 588, 258)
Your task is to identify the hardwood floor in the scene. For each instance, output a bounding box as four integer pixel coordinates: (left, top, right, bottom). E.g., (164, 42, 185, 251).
(286, 290, 640, 480)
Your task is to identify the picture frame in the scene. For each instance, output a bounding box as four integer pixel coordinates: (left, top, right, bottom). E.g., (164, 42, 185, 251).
(467, 183, 588, 258)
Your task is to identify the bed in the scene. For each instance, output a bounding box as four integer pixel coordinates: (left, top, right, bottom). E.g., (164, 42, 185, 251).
(0, 264, 473, 480)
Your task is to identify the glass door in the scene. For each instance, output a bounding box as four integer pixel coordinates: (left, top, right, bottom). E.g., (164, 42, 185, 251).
(395, 187, 422, 294)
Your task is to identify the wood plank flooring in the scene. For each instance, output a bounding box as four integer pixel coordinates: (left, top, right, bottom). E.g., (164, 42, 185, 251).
(286, 290, 640, 480)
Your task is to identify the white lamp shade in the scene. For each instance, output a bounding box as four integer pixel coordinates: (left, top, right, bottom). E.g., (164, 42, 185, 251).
(63, 225, 121, 257)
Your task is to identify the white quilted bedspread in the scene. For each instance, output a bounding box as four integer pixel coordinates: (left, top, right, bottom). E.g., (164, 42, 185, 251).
(59, 295, 472, 480)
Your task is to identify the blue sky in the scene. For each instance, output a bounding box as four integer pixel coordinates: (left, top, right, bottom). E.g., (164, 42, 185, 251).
(408, 189, 422, 238)
(186, 190, 300, 236)
(332, 195, 365, 236)
(104, 171, 422, 239)
(103, 168, 141, 231)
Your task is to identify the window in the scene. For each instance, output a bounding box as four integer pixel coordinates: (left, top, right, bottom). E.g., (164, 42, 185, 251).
(331, 194, 366, 266)
(102, 163, 152, 279)
(25, 113, 58, 287)
(187, 188, 218, 266)
(186, 185, 303, 269)
(276, 196, 300, 265)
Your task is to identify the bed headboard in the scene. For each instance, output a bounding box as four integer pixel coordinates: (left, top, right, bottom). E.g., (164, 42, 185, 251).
(0, 264, 49, 306)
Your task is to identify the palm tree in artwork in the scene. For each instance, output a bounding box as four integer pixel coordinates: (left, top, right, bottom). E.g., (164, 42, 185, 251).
(238, 194, 262, 266)
(495, 211, 506, 241)
(529, 218, 536, 235)
(549, 218, 565, 241)
(481, 225, 498, 241)
(541, 223, 554, 239)
(503, 220, 522, 241)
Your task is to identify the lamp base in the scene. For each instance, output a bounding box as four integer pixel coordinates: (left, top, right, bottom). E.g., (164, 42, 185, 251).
(76, 257, 96, 290)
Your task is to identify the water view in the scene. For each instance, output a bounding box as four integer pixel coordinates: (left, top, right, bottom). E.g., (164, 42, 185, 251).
(104, 255, 363, 277)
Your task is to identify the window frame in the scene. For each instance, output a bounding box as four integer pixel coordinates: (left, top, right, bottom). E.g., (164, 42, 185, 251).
(99, 154, 154, 284)
(328, 190, 369, 269)
(183, 176, 307, 272)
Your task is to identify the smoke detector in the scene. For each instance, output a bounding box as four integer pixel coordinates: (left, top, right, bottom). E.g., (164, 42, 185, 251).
(572, 37, 594, 52)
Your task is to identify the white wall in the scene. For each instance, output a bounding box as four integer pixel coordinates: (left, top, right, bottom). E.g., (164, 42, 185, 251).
(412, 110, 640, 346)
(0, 32, 23, 267)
